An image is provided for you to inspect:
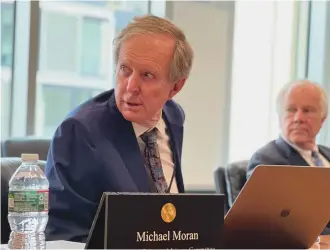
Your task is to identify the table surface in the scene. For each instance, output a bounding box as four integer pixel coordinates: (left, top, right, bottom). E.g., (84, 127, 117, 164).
(1, 241, 85, 249)
(1, 235, 330, 249)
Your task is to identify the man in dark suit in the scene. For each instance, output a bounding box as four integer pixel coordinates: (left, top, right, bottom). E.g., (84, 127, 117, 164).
(247, 79, 330, 234)
(45, 15, 194, 242)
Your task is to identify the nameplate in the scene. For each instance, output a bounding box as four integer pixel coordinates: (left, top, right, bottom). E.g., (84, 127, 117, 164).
(85, 192, 225, 249)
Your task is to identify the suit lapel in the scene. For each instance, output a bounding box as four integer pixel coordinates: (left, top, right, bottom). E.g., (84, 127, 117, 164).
(106, 93, 185, 193)
(319, 146, 330, 162)
(276, 137, 309, 166)
(107, 94, 151, 192)
(288, 151, 309, 166)
(162, 105, 185, 193)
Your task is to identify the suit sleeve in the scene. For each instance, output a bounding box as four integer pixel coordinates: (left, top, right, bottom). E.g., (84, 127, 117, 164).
(45, 118, 103, 243)
(177, 102, 185, 123)
(246, 152, 276, 179)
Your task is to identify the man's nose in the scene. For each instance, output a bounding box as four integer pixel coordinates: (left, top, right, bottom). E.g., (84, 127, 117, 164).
(293, 110, 305, 123)
(126, 73, 140, 93)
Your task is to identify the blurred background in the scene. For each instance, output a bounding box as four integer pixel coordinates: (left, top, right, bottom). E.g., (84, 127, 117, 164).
(1, 0, 329, 191)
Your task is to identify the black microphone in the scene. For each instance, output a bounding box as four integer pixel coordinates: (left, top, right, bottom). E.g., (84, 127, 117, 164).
(165, 163, 176, 193)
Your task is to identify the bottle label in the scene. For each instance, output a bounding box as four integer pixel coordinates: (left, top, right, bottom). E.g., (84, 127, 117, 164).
(8, 190, 49, 213)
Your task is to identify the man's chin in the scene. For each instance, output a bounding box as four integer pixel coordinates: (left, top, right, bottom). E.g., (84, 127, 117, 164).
(121, 110, 144, 123)
(289, 136, 313, 149)
(290, 135, 306, 142)
(290, 131, 308, 138)
(121, 111, 137, 121)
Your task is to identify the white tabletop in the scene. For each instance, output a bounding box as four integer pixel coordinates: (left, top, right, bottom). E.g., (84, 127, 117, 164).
(1, 241, 85, 249)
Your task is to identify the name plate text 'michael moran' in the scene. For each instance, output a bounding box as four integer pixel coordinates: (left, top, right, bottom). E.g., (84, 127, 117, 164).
(85, 193, 225, 249)
(136, 230, 199, 242)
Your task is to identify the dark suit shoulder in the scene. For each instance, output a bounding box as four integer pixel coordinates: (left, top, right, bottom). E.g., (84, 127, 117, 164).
(247, 140, 288, 178)
(48, 90, 115, 141)
(254, 140, 277, 155)
(164, 99, 185, 125)
(319, 144, 330, 161)
(319, 144, 330, 152)
(65, 90, 114, 125)
(253, 140, 287, 160)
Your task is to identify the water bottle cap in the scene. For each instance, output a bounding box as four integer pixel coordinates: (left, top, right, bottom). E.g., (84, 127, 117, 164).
(21, 153, 39, 162)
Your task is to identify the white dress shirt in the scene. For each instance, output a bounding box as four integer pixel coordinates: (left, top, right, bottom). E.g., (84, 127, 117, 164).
(282, 136, 330, 167)
(132, 118, 178, 193)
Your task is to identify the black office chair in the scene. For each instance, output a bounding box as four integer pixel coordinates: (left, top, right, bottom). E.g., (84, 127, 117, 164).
(1, 157, 46, 244)
(214, 160, 249, 211)
(1, 137, 51, 161)
(224, 160, 249, 207)
(213, 166, 230, 214)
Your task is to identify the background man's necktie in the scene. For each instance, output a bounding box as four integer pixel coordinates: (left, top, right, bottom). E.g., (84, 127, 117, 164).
(311, 151, 324, 167)
(141, 128, 168, 193)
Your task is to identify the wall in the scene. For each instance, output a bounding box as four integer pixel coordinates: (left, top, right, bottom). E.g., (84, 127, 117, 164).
(166, 1, 235, 189)
(228, 1, 296, 162)
(307, 1, 330, 147)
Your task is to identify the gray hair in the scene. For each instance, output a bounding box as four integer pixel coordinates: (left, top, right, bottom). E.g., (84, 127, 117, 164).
(113, 15, 194, 82)
(276, 79, 328, 119)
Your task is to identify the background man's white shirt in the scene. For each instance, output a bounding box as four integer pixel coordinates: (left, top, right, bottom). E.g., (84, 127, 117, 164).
(282, 136, 330, 167)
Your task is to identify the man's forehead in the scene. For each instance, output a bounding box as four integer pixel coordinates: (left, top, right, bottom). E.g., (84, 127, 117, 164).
(288, 83, 320, 95)
(283, 84, 320, 100)
(123, 34, 175, 50)
(284, 95, 322, 109)
(118, 34, 175, 69)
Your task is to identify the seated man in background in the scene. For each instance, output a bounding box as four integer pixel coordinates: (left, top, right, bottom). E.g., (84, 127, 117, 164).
(247, 79, 330, 234)
(45, 15, 194, 242)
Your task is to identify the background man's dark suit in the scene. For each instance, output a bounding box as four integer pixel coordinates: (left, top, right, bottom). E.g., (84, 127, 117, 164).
(45, 89, 185, 242)
(247, 136, 330, 235)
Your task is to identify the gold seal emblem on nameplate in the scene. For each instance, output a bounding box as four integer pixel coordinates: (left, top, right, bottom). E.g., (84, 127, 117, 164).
(161, 202, 176, 223)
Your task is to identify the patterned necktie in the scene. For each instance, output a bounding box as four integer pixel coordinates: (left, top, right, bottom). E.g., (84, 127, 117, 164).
(140, 128, 168, 193)
(311, 151, 324, 167)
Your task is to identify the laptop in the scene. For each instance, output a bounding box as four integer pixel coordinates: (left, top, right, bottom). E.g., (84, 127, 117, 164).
(85, 192, 225, 249)
(223, 165, 330, 249)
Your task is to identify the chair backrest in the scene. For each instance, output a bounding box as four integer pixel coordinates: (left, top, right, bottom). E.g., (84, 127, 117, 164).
(224, 160, 249, 207)
(213, 166, 230, 214)
(1, 138, 50, 160)
(1, 157, 46, 244)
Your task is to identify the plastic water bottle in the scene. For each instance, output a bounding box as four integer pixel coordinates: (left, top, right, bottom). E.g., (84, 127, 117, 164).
(8, 154, 49, 249)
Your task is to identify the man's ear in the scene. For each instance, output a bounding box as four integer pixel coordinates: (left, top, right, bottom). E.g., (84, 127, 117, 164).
(168, 78, 187, 99)
(321, 115, 327, 125)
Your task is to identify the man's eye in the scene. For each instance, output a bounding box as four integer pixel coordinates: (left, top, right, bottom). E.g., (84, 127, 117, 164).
(286, 107, 296, 113)
(120, 65, 128, 72)
(119, 65, 131, 75)
(143, 72, 154, 79)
